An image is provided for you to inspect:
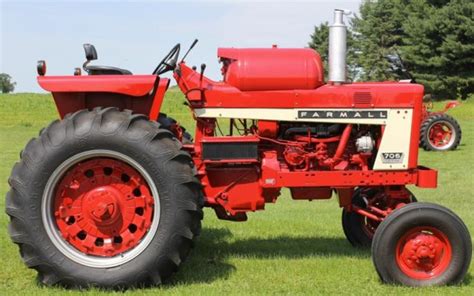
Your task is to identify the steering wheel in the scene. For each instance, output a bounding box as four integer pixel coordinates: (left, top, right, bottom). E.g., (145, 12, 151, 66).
(152, 43, 181, 75)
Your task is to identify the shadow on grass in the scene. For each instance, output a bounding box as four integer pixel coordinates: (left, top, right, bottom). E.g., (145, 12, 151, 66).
(166, 227, 370, 286)
(463, 273, 472, 285)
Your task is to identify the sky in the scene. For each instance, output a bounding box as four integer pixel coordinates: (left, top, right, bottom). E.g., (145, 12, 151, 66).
(1, 0, 361, 92)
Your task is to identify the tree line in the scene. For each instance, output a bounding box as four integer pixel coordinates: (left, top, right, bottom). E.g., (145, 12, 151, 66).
(309, 0, 473, 100)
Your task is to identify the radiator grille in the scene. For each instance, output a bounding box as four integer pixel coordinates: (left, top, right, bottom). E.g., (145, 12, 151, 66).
(202, 142, 258, 161)
(353, 92, 373, 106)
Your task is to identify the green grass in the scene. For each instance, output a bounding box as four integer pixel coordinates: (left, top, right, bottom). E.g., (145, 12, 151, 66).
(0, 92, 473, 295)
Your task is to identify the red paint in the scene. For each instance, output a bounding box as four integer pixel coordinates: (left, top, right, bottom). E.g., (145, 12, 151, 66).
(148, 79, 170, 120)
(203, 167, 265, 216)
(396, 226, 452, 280)
(175, 61, 425, 173)
(37, 44, 437, 224)
(283, 146, 307, 167)
(416, 166, 438, 188)
(53, 158, 154, 257)
(352, 206, 383, 222)
(260, 168, 434, 188)
(176, 63, 424, 108)
(257, 120, 278, 138)
(218, 47, 324, 91)
(290, 187, 332, 200)
(428, 122, 453, 148)
(201, 135, 259, 143)
(422, 100, 461, 122)
(39, 76, 169, 120)
(333, 124, 352, 160)
(344, 187, 414, 238)
(441, 101, 460, 113)
(418, 100, 460, 153)
(38, 75, 158, 96)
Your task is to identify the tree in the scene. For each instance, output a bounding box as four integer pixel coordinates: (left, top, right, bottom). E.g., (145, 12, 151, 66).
(0, 73, 16, 93)
(311, 0, 473, 99)
(401, 0, 474, 99)
(309, 22, 330, 78)
(351, 0, 408, 81)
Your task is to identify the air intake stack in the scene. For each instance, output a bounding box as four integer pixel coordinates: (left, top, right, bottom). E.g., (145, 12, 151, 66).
(328, 9, 351, 84)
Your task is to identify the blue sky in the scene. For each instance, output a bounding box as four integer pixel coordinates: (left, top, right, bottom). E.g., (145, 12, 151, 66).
(1, 0, 360, 92)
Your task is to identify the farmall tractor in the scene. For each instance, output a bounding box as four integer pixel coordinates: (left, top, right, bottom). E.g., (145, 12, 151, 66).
(6, 10, 471, 288)
(420, 99, 462, 151)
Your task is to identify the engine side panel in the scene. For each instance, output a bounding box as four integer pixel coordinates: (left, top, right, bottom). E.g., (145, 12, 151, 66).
(195, 108, 412, 170)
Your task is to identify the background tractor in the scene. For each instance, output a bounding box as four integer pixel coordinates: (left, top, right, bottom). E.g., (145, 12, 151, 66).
(6, 9, 471, 289)
(420, 98, 462, 151)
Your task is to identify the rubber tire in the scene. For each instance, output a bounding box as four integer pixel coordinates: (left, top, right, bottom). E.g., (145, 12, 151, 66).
(157, 113, 193, 144)
(420, 113, 461, 151)
(372, 202, 472, 286)
(342, 188, 416, 248)
(5, 108, 203, 289)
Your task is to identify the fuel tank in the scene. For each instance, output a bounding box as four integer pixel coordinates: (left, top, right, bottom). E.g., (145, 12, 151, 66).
(218, 47, 324, 91)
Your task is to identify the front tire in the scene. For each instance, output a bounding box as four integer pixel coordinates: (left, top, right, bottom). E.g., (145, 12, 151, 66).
(372, 203, 471, 286)
(5, 108, 203, 288)
(420, 114, 461, 151)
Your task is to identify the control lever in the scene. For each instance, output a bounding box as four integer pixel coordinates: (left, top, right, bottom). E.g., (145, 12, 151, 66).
(199, 63, 206, 86)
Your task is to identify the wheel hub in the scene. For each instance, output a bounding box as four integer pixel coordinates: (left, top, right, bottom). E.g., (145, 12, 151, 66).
(53, 157, 155, 257)
(84, 186, 120, 224)
(428, 121, 454, 148)
(396, 227, 452, 279)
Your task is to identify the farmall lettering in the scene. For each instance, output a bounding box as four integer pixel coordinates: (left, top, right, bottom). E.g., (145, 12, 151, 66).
(298, 110, 388, 119)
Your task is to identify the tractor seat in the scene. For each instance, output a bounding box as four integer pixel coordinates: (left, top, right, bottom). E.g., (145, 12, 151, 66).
(86, 65, 132, 75)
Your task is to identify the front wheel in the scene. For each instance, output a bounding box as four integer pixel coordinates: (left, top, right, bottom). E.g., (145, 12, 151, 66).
(372, 203, 471, 286)
(6, 108, 203, 288)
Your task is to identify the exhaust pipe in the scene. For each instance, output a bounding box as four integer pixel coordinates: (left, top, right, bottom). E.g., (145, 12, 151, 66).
(328, 9, 351, 84)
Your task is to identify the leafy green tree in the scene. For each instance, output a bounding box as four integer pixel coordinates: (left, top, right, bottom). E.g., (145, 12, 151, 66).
(0, 73, 16, 93)
(309, 22, 330, 78)
(311, 0, 473, 99)
(402, 0, 474, 99)
(351, 0, 408, 81)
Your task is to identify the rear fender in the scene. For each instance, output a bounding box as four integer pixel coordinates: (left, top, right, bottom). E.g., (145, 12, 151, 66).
(441, 100, 460, 113)
(38, 75, 169, 120)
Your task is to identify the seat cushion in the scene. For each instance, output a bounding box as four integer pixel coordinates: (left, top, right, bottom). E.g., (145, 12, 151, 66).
(87, 65, 132, 75)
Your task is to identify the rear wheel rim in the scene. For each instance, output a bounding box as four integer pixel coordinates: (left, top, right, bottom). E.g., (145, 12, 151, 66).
(395, 226, 452, 280)
(428, 121, 455, 149)
(41, 150, 160, 268)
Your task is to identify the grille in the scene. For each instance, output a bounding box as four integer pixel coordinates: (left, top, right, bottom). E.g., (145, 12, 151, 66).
(353, 92, 373, 106)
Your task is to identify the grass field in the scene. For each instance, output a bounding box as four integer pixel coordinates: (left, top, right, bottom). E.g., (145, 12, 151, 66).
(0, 92, 473, 295)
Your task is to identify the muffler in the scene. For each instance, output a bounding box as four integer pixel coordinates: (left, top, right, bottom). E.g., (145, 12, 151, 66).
(328, 9, 351, 84)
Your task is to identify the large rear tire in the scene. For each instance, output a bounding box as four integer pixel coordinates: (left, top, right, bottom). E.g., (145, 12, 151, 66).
(5, 108, 203, 289)
(157, 113, 193, 144)
(372, 203, 471, 286)
(420, 114, 461, 151)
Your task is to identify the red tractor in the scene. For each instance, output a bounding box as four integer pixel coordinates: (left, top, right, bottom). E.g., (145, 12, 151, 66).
(6, 10, 471, 288)
(420, 99, 462, 151)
